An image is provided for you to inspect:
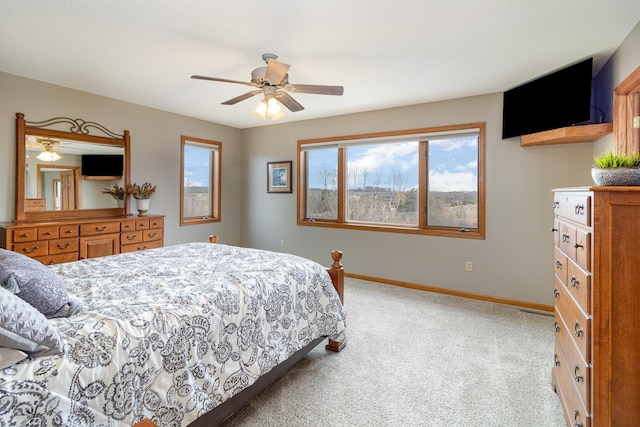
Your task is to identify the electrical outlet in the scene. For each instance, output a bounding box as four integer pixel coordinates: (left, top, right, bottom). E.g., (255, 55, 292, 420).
(465, 261, 473, 272)
(280, 240, 285, 248)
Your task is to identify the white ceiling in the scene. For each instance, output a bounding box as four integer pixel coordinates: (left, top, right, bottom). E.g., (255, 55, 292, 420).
(1, 1, 639, 130)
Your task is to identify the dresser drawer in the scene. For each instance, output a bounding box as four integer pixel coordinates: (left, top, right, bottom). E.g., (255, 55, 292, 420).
(555, 311, 590, 410)
(555, 278, 590, 361)
(120, 219, 137, 232)
(80, 222, 121, 236)
(120, 239, 162, 253)
(135, 219, 150, 230)
(149, 217, 163, 229)
(553, 339, 591, 427)
(554, 246, 568, 285)
(49, 237, 79, 255)
(121, 231, 143, 245)
(567, 259, 590, 313)
(13, 242, 47, 257)
(37, 226, 59, 240)
(11, 228, 37, 242)
(59, 225, 79, 238)
(35, 252, 78, 265)
(559, 222, 577, 261)
(142, 228, 163, 242)
(574, 228, 590, 271)
(555, 193, 591, 226)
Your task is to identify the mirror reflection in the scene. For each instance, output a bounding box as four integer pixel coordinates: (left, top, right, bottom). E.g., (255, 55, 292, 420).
(26, 136, 125, 211)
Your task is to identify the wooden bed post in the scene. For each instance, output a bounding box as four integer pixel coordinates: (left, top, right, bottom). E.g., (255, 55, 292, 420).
(326, 250, 346, 352)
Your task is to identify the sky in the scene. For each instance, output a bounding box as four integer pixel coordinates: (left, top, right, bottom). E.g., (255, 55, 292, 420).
(307, 135, 479, 192)
(183, 135, 479, 192)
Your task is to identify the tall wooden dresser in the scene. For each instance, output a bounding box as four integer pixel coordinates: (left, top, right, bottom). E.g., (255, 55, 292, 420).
(0, 215, 164, 265)
(552, 187, 640, 427)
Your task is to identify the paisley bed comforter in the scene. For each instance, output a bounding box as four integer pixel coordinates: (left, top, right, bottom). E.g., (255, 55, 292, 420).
(0, 242, 346, 426)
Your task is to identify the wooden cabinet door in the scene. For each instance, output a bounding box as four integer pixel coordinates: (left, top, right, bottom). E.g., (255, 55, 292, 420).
(79, 234, 120, 259)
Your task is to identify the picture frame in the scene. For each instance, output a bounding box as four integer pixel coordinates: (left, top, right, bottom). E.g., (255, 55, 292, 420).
(267, 161, 292, 193)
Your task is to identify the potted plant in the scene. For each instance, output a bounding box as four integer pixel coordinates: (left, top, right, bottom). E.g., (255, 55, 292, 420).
(101, 183, 129, 208)
(591, 150, 640, 186)
(126, 182, 157, 216)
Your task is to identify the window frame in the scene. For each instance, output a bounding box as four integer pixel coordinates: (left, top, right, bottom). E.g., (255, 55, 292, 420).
(297, 122, 485, 239)
(180, 135, 222, 226)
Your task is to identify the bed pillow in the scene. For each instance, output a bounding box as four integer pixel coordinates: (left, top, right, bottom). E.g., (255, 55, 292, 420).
(0, 288, 64, 357)
(0, 348, 28, 369)
(0, 248, 81, 318)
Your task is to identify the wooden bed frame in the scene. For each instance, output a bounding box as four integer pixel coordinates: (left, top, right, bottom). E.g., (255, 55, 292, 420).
(143, 236, 345, 427)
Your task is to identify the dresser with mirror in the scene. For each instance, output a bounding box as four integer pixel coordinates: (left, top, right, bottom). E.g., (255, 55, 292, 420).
(0, 113, 164, 264)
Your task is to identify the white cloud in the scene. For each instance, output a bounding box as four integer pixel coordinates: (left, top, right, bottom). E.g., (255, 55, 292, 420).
(429, 170, 476, 192)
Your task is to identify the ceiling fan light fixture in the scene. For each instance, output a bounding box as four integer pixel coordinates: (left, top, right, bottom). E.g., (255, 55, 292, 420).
(253, 99, 268, 119)
(266, 97, 285, 120)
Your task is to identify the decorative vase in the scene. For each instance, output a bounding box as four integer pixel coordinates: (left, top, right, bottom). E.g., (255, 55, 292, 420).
(136, 198, 150, 216)
(116, 198, 125, 208)
(591, 167, 640, 186)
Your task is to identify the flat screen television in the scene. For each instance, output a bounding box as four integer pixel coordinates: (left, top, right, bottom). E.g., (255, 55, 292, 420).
(81, 154, 124, 177)
(502, 57, 593, 139)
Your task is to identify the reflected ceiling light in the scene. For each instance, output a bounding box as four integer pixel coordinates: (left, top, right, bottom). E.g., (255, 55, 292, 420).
(36, 141, 62, 162)
(253, 96, 286, 120)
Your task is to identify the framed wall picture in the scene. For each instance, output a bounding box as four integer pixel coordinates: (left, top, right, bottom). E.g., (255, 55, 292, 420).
(267, 161, 292, 193)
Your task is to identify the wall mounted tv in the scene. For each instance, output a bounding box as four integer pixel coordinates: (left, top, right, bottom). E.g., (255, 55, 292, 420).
(502, 57, 594, 139)
(81, 154, 124, 177)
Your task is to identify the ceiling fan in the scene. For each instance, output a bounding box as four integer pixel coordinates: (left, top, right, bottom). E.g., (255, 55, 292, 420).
(191, 53, 344, 116)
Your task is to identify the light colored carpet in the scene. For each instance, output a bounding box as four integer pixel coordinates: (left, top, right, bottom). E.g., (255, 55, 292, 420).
(224, 278, 565, 427)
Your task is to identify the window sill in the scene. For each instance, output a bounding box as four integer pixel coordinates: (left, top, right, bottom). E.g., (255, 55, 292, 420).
(298, 219, 484, 239)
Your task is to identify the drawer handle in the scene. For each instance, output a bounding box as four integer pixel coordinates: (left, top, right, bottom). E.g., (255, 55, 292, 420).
(574, 204, 584, 215)
(555, 260, 563, 270)
(574, 321, 584, 338)
(573, 410, 583, 427)
(22, 245, 39, 254)
(44, 231, 52, 235)
(570, 276, 580, 288)
(47, 259, 57, 265)
(574, 242, 583, 249)
(126, 235, 136, 240)
(553, 321, 560, 333)
(554, 354, 560, 366)
(562, 233, 570, 243)
(553, 288, 560, 299)
(21, 233, 29, 237)
(573, 365, 584, 383)
(551, 227, 558, 232)
(95, 226, 108, 232)
(57, 242, 72, 249)
(147, 232, 157, 238)
(552, 201, 559, 209)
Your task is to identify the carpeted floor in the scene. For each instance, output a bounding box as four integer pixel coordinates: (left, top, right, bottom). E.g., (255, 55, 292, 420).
(224, 278, 566, 427)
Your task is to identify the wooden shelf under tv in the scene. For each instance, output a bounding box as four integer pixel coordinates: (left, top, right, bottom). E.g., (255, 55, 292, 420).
(520, 123, 613, 147)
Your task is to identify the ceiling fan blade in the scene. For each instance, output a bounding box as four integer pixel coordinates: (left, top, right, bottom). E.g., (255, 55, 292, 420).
(264, 60, 290, 85)
(275, 92, 305, 112)
(288, 83, 344, 96)
(191, 75, 257, 87)
(221, 90, 262, 105)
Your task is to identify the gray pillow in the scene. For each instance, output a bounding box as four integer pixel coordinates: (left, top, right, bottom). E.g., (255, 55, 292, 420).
(0, 248, 81, 318)
(0, 288, 64, 357)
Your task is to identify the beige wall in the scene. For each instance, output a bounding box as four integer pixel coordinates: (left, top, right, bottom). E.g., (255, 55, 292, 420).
(0, 72, 244, 245)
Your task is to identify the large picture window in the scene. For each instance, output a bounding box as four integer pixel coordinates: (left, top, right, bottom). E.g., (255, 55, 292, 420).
(180, 135, 221, 225)
(298, 123, 485, 239)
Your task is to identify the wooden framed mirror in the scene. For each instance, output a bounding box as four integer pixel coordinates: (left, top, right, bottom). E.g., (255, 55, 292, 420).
(15, 113, 131, 223)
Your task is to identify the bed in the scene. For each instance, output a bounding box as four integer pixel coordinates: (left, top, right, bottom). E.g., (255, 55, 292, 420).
(0, 239, 346, 426)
